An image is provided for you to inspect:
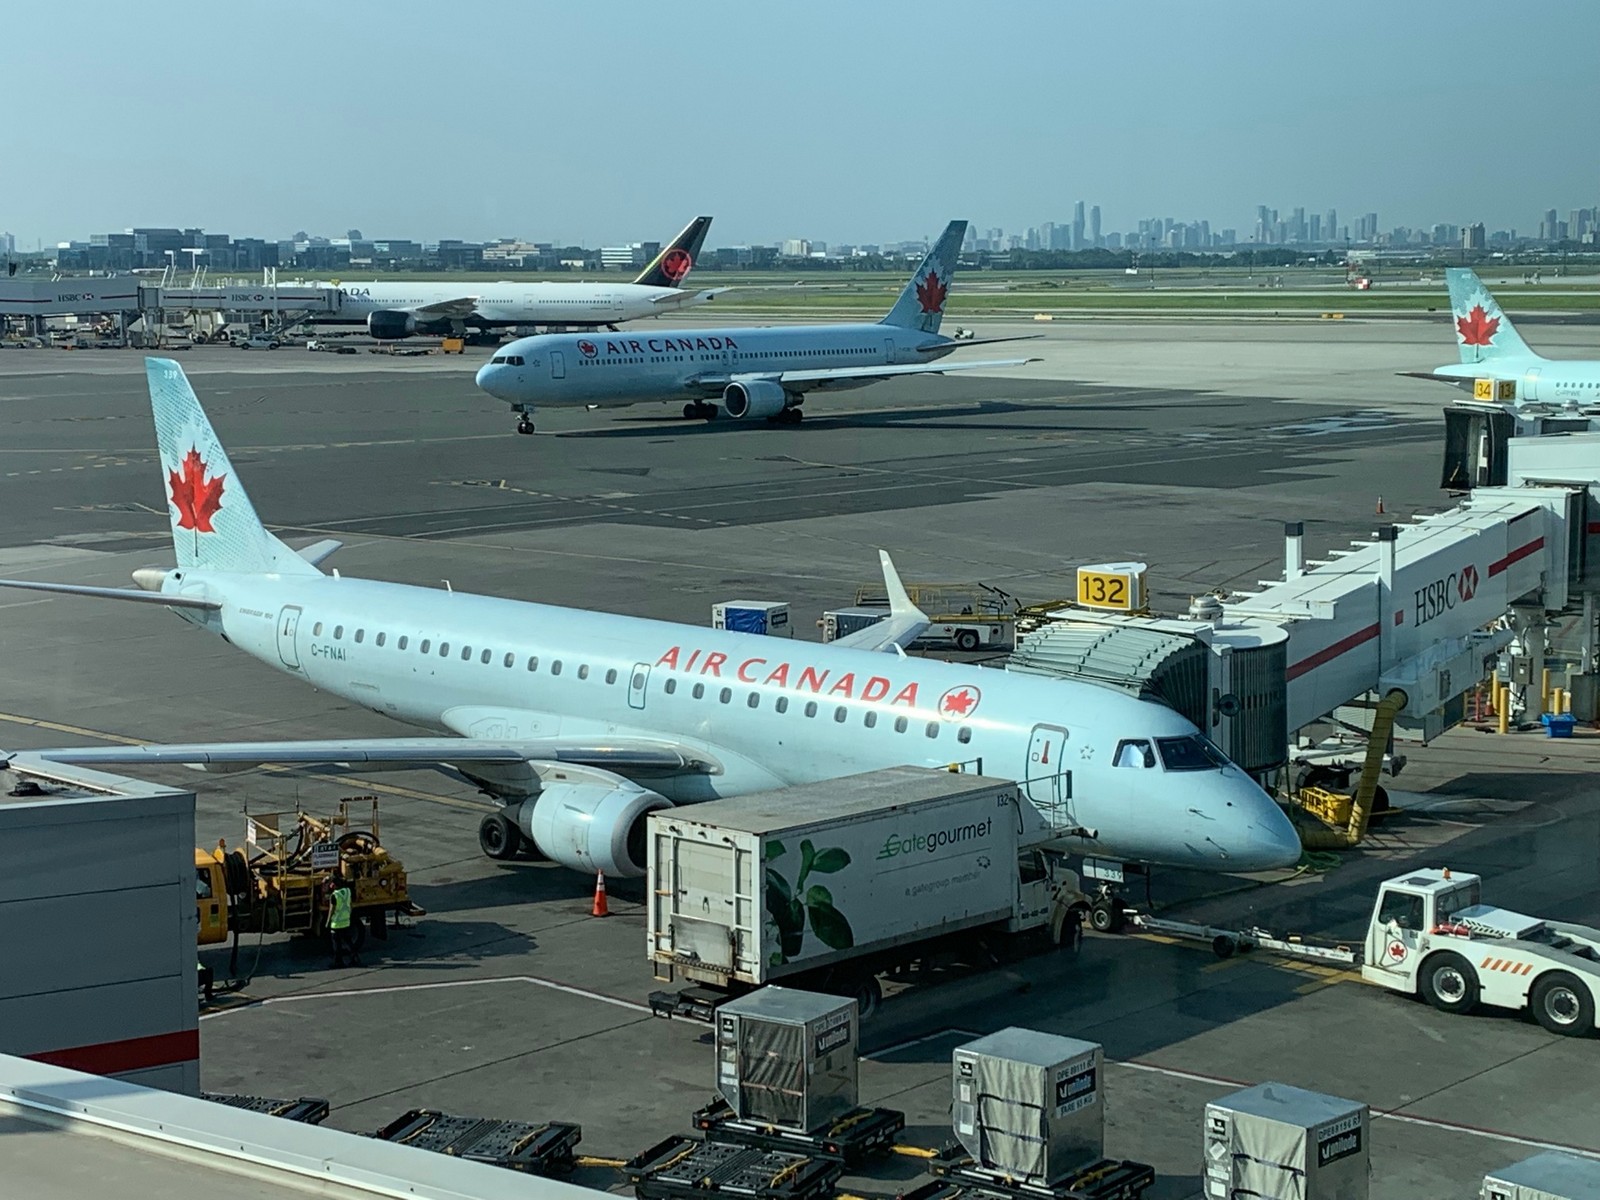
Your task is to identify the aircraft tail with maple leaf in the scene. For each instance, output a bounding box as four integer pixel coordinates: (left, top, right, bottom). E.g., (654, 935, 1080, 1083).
(148, 358, 322, 576)
(1445, 268, 1534, 365)
(880, 220, 967, 335)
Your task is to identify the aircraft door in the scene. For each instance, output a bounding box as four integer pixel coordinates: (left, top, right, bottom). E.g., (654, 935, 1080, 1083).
(628, 662, 650, 710)
(1024, 724, 1072, 821)
(884, 337, 896, 364)
(551, 351, 566, 380)
(276, 605, 303, 669)
(1524, 366, 1540, 402)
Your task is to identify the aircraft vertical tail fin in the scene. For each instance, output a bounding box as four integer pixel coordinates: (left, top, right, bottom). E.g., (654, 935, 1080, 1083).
(146, 358, 318, 575)
(1446, 268, 1537, 365)
(880, 220, 967, 335)
(633, 216, 713, 288)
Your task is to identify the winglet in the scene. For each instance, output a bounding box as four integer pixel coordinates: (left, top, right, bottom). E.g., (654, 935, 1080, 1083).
(880, 550, 926, 622)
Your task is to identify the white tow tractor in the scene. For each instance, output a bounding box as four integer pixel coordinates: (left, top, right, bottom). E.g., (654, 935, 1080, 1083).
(1131, 868, 1600, 1037)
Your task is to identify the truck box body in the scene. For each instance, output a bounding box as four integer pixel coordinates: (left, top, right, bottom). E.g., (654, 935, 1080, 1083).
(713, 601, 791, 637)
(1482, 1152, 1600, 1200)
(1204, 1082, 1369, 1200)
(648, 768, 1023, 987)
(953, 1028, 1104, 1185)
(821, 606, 888, 643)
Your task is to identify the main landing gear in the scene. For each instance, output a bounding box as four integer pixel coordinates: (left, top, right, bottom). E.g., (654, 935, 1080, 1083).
(682, 401, 718, 420)
(768, 407, 803, 425)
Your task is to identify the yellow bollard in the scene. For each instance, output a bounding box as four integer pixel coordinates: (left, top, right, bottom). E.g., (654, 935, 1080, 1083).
(1541, 668, 1551, 714)
(1498, 700, 1510, 735)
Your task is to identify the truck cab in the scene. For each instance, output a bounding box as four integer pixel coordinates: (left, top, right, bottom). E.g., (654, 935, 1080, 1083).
(1362, 868, 1600, 1036)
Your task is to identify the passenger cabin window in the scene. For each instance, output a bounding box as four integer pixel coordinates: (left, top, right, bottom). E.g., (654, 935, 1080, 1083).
(719, 687, 732, 704)
(461, 646, 472, 661)
(504, 652, 515, 668)
(664, 678, 678, 694)
(1114, 739, 1155, 768)
(894, 716, 908, 733)
(439, 642, 451, 657)
(376, 633, 386, 647)
(804, 701, 818, 718)
(333, 625, 344, 640)
(354, 629, 364, 644)
(420, 639, 431, 654)
(527, 656, 538, 671)
(692, 682, 705, 699)
(551, 660, 562, 676)
(747, 692, 760, 708)
(1155, 735, 1226, 771)
(958, 727, 972, 744)
(864, 711, 877, 729)
(925, 722, 940, 739)
(397, 636, 407, 650)
(775, 696, 788, 714)
(312, 622, 323, 636)
(578, 665, 589, 680)
(607, 669, 618, 685)
(834, 706, 848, 723)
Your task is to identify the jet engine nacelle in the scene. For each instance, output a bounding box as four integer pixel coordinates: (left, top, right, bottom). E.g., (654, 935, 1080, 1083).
(512, 774, 672, 878)
(367, 310, 417, 340)
(722, 379, 788, 419)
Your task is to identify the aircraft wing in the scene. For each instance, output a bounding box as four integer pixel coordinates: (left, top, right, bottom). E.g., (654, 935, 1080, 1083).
(1, 736, 717, 774)
(688, 357, 1036, 392)
(829, 551, 929, 653)
(651, 287, 733, 306)
(0, 578, 220, 610)
(412, 296, 479, 319)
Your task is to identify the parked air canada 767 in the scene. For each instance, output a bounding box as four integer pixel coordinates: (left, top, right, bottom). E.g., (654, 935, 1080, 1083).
(0, 360, 1302, 882)
(475, 219, 1037, 434)
(1402, 267, 1600, 406)
(317, 215, 721, 341)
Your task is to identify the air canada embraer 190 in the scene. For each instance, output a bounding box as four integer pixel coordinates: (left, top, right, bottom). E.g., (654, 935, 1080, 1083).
(0, 360, 1301, 880)
(475, 219, 1035, 434)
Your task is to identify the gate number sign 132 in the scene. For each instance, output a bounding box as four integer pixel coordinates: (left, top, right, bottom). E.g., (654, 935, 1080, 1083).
(1078, 570, 1133, 611)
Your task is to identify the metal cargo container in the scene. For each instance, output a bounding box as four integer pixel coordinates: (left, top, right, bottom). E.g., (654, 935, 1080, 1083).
(715, 987, 858, 1134)
(1203, 1082, 1369, 1200)
(648, 768, 1024, 988)
(1482, 1152, 1600, 1200)
(952, 1028, 1103, 1185)
(820, 607, 887, 643)
(712, 601, 791, 638)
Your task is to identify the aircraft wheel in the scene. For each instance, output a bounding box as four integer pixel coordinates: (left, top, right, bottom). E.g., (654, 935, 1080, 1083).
(515, 418, 535, 436)
(1531, 971, 1595, 1036)
(478, 812, 520, 860)
(1420, 951, 1479, 1015)
(683, 403, 699, 419)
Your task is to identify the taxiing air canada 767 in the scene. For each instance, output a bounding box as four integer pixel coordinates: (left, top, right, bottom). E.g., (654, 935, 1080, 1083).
(475, 219, 1037, 434)
(316, 215, 721, 341)
(1403, 267, 1600, 405)
(0, 360, 1302, 881)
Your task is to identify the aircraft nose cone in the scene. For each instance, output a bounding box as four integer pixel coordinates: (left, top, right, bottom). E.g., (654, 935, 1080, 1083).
(474, 361, 501, 396)
(1235, 799, 1303, 872)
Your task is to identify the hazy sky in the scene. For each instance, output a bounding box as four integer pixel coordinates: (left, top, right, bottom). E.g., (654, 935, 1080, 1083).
(6, 0, 1594, 249)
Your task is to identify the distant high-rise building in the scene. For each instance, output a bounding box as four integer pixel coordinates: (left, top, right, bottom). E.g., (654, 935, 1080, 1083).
(1462, 223, 1486, 250)
(1072, 200, 1086, 251)
(962, 225, 977, 252)
(1105, 232, 1122, 250)
(1090, 205, 1101, 248)
(1308, 214, 1321, 243)
(1325, 209, 1337, 244)
(1542, 208, 1559, 240)
(0, 232, 13, 256)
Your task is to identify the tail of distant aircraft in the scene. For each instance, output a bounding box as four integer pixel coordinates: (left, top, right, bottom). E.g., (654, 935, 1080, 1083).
(633, 216, 713, 289)
(147, 358, 319, 576)
(1446, 268, 1538, 365)
(881, 220, 967, 335)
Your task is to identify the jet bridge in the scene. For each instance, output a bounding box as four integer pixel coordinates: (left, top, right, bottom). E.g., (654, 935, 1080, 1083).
(1015, 484, 1584, 756)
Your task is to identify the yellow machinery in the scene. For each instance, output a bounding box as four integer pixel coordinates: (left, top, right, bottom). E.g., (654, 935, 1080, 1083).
(1288, 689, 1409, 850)
(195, 797, 415, 955)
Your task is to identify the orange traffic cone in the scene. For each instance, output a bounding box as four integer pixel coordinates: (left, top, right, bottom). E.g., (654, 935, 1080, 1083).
(1375, 495, 1385, 515)
(591, 870, 609, 918)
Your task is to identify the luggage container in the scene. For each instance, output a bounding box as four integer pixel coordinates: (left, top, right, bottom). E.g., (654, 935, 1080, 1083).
(820, 606, 887, 642)
(713, 601, 791, 637)
(715, 987, 857, 1134)
(952, 1028, 1104, 1186)
(1203, 1082, 1368, 1200)
(1482, 1151, 1600, 1200)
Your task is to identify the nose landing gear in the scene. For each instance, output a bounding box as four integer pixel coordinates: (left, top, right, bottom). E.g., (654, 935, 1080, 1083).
(516, 418, 535, 435)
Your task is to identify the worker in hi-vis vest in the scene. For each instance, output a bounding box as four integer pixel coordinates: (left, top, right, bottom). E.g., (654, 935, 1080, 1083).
(326, 871, 360, 968)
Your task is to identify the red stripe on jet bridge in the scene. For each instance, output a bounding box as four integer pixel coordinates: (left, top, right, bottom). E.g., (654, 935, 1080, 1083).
(1286, 622, 1381, 682)
(27, 1028, 198, 1076)
(1489, 538, 1544, 577)
(1587, 521, 1600, 536)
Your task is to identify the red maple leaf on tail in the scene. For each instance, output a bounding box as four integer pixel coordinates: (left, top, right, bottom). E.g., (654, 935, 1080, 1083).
(915, 270, 948, 314)
(169, 448, 226, 534)
(1456, 304, 1499, 347)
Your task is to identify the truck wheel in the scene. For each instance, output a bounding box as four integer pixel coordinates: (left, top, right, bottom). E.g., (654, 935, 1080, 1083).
(852, 975, 883, 1021)
(478, 812, 520, 860)
(954, 630, 980, 652)
(1420, 952, 1480, 1015)
(1089, 900, 1122, 934)
(1053, 906, 1085, 953)
(1530, 972, 1595, 1037)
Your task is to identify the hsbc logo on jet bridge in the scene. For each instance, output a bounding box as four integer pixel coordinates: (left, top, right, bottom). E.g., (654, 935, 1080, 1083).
(1414, 563, 1479, 627)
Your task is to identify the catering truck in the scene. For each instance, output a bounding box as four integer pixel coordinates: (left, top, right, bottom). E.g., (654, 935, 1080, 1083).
(646, 767, 1087, 1021)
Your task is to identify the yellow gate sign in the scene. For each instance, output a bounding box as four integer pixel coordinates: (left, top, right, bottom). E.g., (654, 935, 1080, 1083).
(1076, 562, 1147, 612)
(1474, 378, 1517, 402)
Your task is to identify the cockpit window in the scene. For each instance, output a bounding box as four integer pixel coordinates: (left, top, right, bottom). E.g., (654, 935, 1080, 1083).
(1155, 735, 1228, 771)
(508, 356, 524, 366)
(491, 355, 507, 364)
(1113, 739, 1154, 768)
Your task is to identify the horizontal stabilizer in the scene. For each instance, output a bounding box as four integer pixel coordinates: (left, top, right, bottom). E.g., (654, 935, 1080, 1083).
(295, 539, 343, 566)
(0, 578, 219, 610)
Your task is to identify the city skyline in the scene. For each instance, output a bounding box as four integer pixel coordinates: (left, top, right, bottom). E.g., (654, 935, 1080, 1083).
(6, 0, 1595, 249)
